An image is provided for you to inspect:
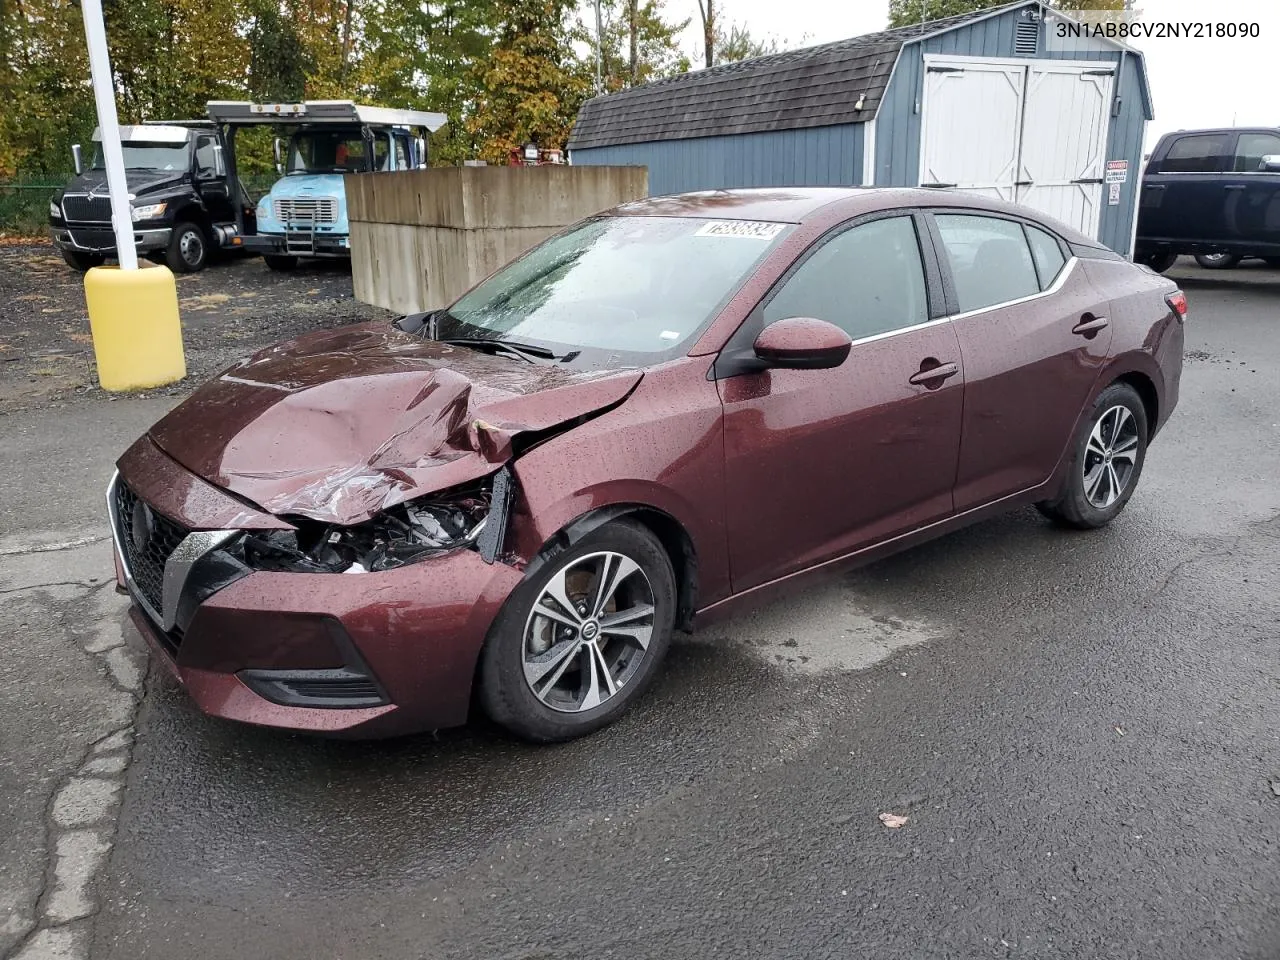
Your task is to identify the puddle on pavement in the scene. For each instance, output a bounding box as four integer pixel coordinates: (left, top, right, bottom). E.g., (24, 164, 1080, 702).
(711, 578, 946, 675)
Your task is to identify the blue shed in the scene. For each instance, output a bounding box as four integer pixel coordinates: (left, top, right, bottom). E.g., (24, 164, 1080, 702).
(567, 0, 1153, 256)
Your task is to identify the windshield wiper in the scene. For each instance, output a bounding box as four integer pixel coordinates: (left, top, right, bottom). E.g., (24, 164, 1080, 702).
(439, 337, 562, 363)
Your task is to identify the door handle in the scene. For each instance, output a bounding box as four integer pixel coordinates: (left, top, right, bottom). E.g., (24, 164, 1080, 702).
(1145, 183, 1166, 190)
(1072, 314, 1109, 337)
(1224, 184, 1246, 191)
(909, 360, 959, 387)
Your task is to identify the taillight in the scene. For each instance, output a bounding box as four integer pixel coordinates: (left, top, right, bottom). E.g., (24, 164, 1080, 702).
(1166, 290, 1187, 322)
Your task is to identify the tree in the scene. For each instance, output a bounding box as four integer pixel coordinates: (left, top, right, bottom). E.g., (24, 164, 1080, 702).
(467, 0, 591, 162)
(713, 21, 782, 63)
(694, 0, 713, 67)
(888, 0, 1122, 29)
(587, 0, 689, 93)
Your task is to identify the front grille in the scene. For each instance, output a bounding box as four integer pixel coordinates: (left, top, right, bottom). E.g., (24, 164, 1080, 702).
(67, 227, 117, 250)
(274, 197, 338, 224)
(114, 481, 189, 617)
(61, 194, 112, 222)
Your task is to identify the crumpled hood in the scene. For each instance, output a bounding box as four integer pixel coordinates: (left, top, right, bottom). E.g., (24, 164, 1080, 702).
(148, 322, 642, 525)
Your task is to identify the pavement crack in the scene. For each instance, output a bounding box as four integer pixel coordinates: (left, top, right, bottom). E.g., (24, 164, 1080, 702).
(1141, 539, 1242, 606)
(0, 580, 102, 597)
(0, 535, 110, 557)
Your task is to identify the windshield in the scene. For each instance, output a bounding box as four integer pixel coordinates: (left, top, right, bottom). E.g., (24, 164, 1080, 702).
(91, 141, 189, 171)
(288, 130, 370, 174)
(439, 215, 792, 363)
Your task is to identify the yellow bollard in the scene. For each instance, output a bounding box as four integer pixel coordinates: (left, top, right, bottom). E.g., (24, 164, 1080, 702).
(83, 261, 186, 391)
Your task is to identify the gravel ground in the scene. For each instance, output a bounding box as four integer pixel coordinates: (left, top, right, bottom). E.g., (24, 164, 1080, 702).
(0, 242, 389, 413)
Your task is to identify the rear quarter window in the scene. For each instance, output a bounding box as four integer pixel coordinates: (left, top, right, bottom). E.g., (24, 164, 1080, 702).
(1025, 225, 1067, 289)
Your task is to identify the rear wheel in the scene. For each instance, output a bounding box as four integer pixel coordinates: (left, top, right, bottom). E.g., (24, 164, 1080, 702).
(1036, 383, 1148, 530)
(1194, 252, 1241, 270)
(263, 254, 298, 272)
(164, 221, 208, 273)
(60, 250, 105, 271)
(479, 519, 676, 742)
(1141, 252, 1178, 274)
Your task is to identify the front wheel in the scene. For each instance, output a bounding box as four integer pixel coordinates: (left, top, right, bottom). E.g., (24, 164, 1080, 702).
(60, 249, 105, 271)
(165, 221, 208, 273)
(1036, 383, 1149, 530)
(479, 519, 676, 742)
(263, 254, 298, 272)
(1194, 252, 1241, 270)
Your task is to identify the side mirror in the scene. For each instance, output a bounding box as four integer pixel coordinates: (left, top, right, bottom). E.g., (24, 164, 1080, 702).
(72, 143, 83, 175)
(1261, 154, 1280, 172)
(212, 143, 226, 178)
(416, 136, 427, 169)
(273, 138, 283, 165)
(752, 317, 852, 370)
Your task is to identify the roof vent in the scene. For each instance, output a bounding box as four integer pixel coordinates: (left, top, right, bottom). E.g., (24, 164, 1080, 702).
(1015, 20, 1039, 55)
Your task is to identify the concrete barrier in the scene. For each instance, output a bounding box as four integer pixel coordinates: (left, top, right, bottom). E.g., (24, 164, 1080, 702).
(346, 165, 648, 315)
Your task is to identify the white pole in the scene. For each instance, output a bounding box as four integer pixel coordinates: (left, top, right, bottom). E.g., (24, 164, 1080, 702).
(79, 0, 137, 270)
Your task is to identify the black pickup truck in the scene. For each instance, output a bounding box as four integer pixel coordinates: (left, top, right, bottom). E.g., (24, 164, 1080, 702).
(1135, 127, 1280, 272)
(48, 121, 255, 273)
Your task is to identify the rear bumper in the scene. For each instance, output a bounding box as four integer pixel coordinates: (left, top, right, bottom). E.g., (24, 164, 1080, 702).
(243, 230, 350, 258)
(51, 225, 171, 255)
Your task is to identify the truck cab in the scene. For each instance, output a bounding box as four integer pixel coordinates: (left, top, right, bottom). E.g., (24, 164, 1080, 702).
(206, 102, 446, 271)
(1135, 127, 1280, 272)
(48, 122, 253, 273)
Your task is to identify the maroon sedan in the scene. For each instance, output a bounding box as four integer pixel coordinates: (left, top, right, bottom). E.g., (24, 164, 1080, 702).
(108, 188, 1185, 742)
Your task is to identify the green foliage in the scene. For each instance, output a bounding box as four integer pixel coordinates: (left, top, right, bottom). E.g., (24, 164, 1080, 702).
(888, 0, 1122, 29)
(0, 0, 692, 195)
(714, 21, 784, 63)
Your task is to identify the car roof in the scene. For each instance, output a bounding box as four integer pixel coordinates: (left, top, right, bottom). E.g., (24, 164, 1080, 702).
(605, 187, 1103, 248)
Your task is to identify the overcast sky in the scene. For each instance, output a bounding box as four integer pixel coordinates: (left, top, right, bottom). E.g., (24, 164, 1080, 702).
(670, 0, 1278, 149)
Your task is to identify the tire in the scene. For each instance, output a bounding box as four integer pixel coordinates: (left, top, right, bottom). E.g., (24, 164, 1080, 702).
(479, 518, 677, 743)
(164, 221, 208, 273)
(1036, 382, 1149, 530)
(1142, 252, 1178, 274)
(263, 254, 298, 272)
(1194, 252, 1240, 270)
(60, 249, 105, 271)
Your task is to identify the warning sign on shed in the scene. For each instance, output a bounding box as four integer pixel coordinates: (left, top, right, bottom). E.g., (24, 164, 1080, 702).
(1105, 160, 1128, 184)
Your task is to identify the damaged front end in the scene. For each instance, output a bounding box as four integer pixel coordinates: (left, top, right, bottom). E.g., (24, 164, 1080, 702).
(235, 467, 515, 574)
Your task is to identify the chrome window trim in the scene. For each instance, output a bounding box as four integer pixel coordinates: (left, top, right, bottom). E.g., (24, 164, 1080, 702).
(106, 471, 238, 633)
(941, 255, 1080, 324)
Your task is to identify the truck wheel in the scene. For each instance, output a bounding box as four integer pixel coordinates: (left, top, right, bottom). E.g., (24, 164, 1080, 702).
(1194, 253, 1240, 270)
(263, 255, 298, 272)
(1141, 252, 1177, 274)
(165, 222, 208, 273)
(61, 250, 105, 272)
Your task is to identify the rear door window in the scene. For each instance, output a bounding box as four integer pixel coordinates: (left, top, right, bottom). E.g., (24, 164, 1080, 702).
(1161, 134, 1230, 173)
(934, 214, 1039, 313)
(1233, 133, 1280, 172)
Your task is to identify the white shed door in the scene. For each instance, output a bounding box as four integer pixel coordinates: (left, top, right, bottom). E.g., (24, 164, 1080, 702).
(919, 62, 1025, 203)
(919, 57, 1115, 239)
(1016, 64, 1114, 236)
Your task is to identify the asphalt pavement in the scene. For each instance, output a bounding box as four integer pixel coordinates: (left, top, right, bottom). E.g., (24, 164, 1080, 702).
(2, 259, 1278, 960)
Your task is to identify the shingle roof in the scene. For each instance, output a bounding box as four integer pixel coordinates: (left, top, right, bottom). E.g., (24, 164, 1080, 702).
(568, 3, 1031, 151)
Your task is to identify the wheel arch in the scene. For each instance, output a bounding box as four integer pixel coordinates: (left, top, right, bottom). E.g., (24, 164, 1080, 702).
(522, 503, 699, 634)
(1112, 370, 1159, 438)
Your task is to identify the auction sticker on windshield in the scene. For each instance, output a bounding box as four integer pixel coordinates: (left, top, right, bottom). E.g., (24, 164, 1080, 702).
(695, 220, 786, 240)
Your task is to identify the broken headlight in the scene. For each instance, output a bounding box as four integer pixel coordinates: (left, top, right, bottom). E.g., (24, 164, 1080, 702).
(240, 485, 490, 575)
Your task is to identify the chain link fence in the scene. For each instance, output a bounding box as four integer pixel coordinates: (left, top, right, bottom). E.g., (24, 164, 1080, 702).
(0, 179, 65, 236)
(1, 174, 282, 237)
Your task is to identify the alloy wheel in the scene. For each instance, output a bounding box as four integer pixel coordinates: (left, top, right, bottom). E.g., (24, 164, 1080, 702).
(1082, 404, 1140, 509)
(522, 551, 655, 713)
